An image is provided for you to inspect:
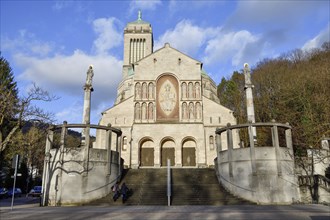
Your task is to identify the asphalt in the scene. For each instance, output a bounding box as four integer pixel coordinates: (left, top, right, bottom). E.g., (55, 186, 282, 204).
(0, 202, 329, 220)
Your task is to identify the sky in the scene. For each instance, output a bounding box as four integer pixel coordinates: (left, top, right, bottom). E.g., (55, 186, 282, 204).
(1, 0, 329, 127)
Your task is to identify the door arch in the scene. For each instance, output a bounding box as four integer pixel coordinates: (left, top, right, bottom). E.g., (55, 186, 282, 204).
(161, 138, 175, 166)
(182, 138, 196, 166)
(140, 139, 154, 167)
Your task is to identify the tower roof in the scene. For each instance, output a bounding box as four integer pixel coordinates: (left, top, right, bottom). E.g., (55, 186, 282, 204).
(128, 10, 150, 25)
(124, 10, 152, 34)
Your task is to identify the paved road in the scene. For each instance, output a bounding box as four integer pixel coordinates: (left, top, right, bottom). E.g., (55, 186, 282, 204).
(0, 195, 40, 209)
(0, 203, 329, 220)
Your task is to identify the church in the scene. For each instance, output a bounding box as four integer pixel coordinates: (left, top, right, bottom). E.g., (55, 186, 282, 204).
(95, 13, 237, 169)
(43, 13, 303, 206)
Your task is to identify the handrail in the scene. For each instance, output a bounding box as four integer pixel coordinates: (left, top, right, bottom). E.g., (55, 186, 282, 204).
(216, 122, 291, 134)
(48, 123, 122, 135)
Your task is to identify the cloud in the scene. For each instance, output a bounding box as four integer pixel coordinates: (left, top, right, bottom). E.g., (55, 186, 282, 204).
(55, 100, 83, 123)
(92, 17, 123, 55)
(226, 1, 328, 30)
(154, 20, 217, 57)
(203, 30, 262, 67)
(14, 50, 122, 111)
(302, 24, 330, 51)
(2, 29, 55, 57)
(3, 16, 125, 124)
(52, 1, 73, 11)
(52, 1, 88, 13)
(129, 0, 162, 15)
(154, 19, 268, 77)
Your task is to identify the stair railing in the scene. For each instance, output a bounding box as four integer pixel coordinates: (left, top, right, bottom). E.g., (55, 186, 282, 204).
(167, 159, 171, 206)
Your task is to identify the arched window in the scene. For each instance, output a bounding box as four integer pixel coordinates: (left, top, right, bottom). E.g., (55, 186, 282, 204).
(142, 102, 147, 120)
(195, 102, 201, 119)
(148, 83, 154, 99)
(122, 136, 128, 151)
(135, 83, 141, 99)
(181, 82, 187, 99)
(209, 136, 214, 150)
(142, 82, 147, 99)
(195, 82, 200, 99)
(182, 102, 188, 119)
(189, 102, 194, 119)
(148, 102, 154, 120)
(188, 82, 193, 98)
(135, 103, 141, 120)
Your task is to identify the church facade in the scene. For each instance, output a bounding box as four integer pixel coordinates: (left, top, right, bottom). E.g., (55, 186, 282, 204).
(96, 14, 237, 169)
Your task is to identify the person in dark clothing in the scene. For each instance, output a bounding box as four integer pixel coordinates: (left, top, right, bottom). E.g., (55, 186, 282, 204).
(121, 183, 128, 203)
(112, 182, 120, 202)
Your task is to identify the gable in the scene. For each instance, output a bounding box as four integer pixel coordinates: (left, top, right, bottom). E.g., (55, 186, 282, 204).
(133, 43, 203, 81)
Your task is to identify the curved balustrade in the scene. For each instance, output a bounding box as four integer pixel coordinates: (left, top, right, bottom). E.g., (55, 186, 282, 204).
(214, 121, 300, 204)
(42, 122, 122, 206)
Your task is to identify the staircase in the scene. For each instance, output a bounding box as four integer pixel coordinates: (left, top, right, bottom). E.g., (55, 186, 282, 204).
(87, 168, 253, 206)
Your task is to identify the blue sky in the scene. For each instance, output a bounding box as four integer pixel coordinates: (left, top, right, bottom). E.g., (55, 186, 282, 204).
(1, 0, 329, 126)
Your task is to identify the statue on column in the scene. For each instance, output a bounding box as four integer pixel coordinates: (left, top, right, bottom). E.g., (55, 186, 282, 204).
(86, 65, 94, 87)
(244, 63, 251, 85)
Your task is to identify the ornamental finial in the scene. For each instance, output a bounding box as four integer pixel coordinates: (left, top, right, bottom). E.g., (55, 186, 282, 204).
(138, 10, 142, 20)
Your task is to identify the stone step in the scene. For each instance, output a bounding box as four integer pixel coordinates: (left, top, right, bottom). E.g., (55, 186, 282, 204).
(86, 168, 254, 206)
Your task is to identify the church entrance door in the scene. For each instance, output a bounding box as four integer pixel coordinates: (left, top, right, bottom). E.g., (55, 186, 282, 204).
(161, 139, 175, 166)
(182, 139, 196, 166)
(140, 139, 154, 167)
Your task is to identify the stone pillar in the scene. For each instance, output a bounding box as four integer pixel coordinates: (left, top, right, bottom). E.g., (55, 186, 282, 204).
(116, 134, 121, 176)
(81, 66, 94, 177)
(216, 133, 222, 168)
(105, 124, 111, 175)
(226, 123, 233, 178)
(42, 127, 54, 206)
(285, 123, 293, 150)
(131, 137, 140, 169)
(154, 143, 161, 168)
(58, 121, 67, 205)
(244, 63, 257, 143)
(81, 65, 94, 146)
(271, 120, 282, 176)
(248, 124, 257, 175)
(175, 142, 182, 167)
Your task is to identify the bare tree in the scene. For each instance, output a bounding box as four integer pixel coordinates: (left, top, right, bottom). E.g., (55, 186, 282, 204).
(0, 83, 58, 152)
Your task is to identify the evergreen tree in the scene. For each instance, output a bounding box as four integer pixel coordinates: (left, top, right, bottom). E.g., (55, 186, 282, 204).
(0, 55, 19, 151)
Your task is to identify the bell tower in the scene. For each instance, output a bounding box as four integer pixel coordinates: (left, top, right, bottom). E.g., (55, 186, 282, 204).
(122, 11, 153, 77)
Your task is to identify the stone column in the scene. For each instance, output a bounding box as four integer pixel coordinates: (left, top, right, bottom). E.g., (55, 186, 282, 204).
(105, 124, 111, 175)
(248, 124, 257, 175)
(81, 65, 94, 147)
(42, 127, 54, 206)
(175, 142, 182, 167)
(244, 63, 257, 143)
(81, 66, 94, 176)
(226, 123, 233, 178)
(271, 120, 282, 176)
(154, 140, 161, 168)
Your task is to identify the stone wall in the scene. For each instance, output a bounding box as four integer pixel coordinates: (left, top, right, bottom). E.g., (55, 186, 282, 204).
(45, 148, 120, 205)
(215, 122, 301, 204)
(42, 123, 122, 206)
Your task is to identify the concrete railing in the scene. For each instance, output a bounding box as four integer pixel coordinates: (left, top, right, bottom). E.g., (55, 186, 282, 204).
(298, 175, 330, 191)
(42, 122, 122, 206)
(214, 121, 301, 204)
(298, 175, 330, 204)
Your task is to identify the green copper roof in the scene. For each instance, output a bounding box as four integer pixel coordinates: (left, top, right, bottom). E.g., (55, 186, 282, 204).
(128, 67, 134, 76)
(128, 10, 150, 25)
(201, 69, 209, 76)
